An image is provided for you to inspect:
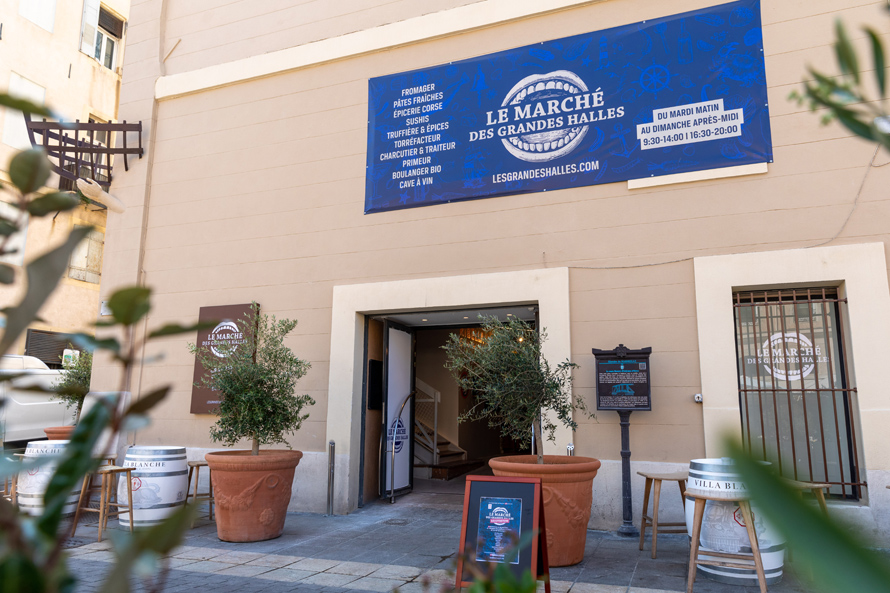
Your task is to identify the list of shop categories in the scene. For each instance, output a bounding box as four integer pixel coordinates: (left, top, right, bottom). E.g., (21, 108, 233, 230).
(377, 83, 456, 190)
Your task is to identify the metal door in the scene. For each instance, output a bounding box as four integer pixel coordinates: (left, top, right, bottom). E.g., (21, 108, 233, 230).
(380, 321, 415, 499)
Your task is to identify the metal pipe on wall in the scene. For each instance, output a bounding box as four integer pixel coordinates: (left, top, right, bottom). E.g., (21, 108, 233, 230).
(327, 440, 335, 515)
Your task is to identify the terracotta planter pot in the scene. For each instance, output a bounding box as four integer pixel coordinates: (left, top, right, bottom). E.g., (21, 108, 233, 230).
(204, 449, 303, 542)
(489, 454, 601, 566)
(43, 426, 75, 440)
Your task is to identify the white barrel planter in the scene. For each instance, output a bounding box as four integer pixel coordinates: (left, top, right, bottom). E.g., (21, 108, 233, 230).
(17, 441, 79, 516)
(118, 446, 188, 528)
(685, 458, 785, 585)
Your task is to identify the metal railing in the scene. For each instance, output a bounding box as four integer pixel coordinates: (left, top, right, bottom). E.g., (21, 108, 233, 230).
(390, 391, 415, 504)
(414, 378, 439, 465)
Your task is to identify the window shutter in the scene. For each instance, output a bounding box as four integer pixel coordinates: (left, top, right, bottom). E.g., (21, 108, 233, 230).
(80, 0, 101, 56)
(24, 329, 66, 369)
(98, 7, 124, 39)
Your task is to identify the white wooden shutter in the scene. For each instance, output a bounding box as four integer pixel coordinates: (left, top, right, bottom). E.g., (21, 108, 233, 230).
(80, 0, 101, 56)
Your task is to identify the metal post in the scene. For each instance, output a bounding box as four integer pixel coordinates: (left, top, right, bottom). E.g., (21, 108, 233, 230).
(567, 443, 575, 456)
(530, 422, 536, 457)
(617, 411, 638, 536)
(326, 440, 335, 515)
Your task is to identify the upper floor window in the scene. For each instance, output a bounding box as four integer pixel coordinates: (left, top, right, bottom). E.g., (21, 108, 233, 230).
(80, 1, 124, 71)
(94, 8, 123, 70)
(68, 225, 104, 284)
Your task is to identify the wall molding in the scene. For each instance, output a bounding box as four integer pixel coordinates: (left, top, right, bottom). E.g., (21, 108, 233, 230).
(154, 0, 605, 100)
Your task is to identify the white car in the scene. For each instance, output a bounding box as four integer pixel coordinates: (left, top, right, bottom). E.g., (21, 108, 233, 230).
(0, 355, 72, 445)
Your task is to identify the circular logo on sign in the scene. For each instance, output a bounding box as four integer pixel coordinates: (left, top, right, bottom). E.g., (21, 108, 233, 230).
(390, 418, 408, 454)
(760, 332, 816, 382)
(489, 506, 512, 526)
(500, 70, 589, 162)
(209, 321, 241, 358)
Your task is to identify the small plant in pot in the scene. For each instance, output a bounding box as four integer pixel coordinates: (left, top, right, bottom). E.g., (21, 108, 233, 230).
(46, 346, 93, 440)
(443, 316, 600, 567)
(189, 302, 314, 542)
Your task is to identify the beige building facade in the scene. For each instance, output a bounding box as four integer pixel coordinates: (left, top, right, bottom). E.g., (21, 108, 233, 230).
(96, 0, 890, 544)
(1, 0, 130, 360)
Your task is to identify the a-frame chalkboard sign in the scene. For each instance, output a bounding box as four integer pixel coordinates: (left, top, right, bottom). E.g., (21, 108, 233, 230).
(455, 476, 551, 591)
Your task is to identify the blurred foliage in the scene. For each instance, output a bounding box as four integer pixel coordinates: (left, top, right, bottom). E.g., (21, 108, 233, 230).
(789, 12, 890, 151)
(0, 92, 207, 592)
(730, 440, 890, 593)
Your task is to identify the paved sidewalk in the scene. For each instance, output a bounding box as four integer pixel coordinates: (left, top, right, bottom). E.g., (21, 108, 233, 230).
(64, 477, 814, 593)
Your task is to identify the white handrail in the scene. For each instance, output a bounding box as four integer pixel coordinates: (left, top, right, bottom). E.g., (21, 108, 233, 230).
(415, 378, 440, 465)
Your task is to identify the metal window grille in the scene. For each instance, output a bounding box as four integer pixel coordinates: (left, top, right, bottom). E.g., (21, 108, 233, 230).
(733, 288, 864, 500)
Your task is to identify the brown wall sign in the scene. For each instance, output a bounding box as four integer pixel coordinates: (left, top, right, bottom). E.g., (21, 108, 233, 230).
(190, 303, 255, 414)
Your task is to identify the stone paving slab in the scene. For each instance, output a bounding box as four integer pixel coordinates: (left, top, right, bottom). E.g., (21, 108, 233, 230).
(61, 484, 829, 593)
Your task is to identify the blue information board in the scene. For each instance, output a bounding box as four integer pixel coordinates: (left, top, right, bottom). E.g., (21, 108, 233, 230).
(365, 0, 771, 213)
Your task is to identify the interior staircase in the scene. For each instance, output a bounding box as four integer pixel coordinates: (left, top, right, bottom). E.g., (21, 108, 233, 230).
(413, 378, 482, 480)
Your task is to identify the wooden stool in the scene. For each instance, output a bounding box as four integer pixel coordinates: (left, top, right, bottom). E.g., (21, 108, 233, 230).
(686, 492, 767, 593)
(638, 470, 688, 558)
(2, 454, 18, 506)
(1, 473, 16, 506)
(67, 456, 117, 516)
(782, 479, 830, 515)
(71, 465, 134, 542)
(186, 461, 214, 526)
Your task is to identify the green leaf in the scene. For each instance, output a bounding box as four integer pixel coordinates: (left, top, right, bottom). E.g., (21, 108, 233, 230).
(835, 108, 876, 140)
(0, 554, 46, 593)
(0, 454, 45, 479)
(729, 440, 890, 593)
(148, 320, 217, 339)
(8, 149, 51, 196)
(126, 387, 170, 416)
(0, 226, 92, 356)
(37, 401, 109, 537)
(108, 286, 151, 327)
(865, 28, 886, 99)
(834, 20, 860, 85)
(68, 332, 121, 355)
(0, 94, 54, 117)
(0, 264, 15, 285)
(26, 192, 81, 217)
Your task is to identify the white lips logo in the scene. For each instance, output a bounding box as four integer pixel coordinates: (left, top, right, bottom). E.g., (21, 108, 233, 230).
(210, 321, 240, 358)
(760, 332, 816, 382)
(501, 70, 589, 163)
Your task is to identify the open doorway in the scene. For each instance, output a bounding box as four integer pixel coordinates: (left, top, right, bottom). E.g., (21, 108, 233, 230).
(359, 306, 536, 505)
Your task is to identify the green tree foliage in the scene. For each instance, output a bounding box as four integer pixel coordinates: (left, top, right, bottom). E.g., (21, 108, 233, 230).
(190, 303, 314, 455)
(52, 348, 93, 423)
(0, 92, 211, 592)
(442, 316, 586, 464)
(791, 13, 890, 151)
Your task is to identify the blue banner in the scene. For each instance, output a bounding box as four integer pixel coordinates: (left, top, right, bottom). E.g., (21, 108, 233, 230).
(365, 0, 771, 213)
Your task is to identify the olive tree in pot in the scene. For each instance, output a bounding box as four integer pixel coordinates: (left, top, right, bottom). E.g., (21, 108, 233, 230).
(190, 303, 314, 542)
(46, 347, 93, 440)
(443, 316, 600, 567)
